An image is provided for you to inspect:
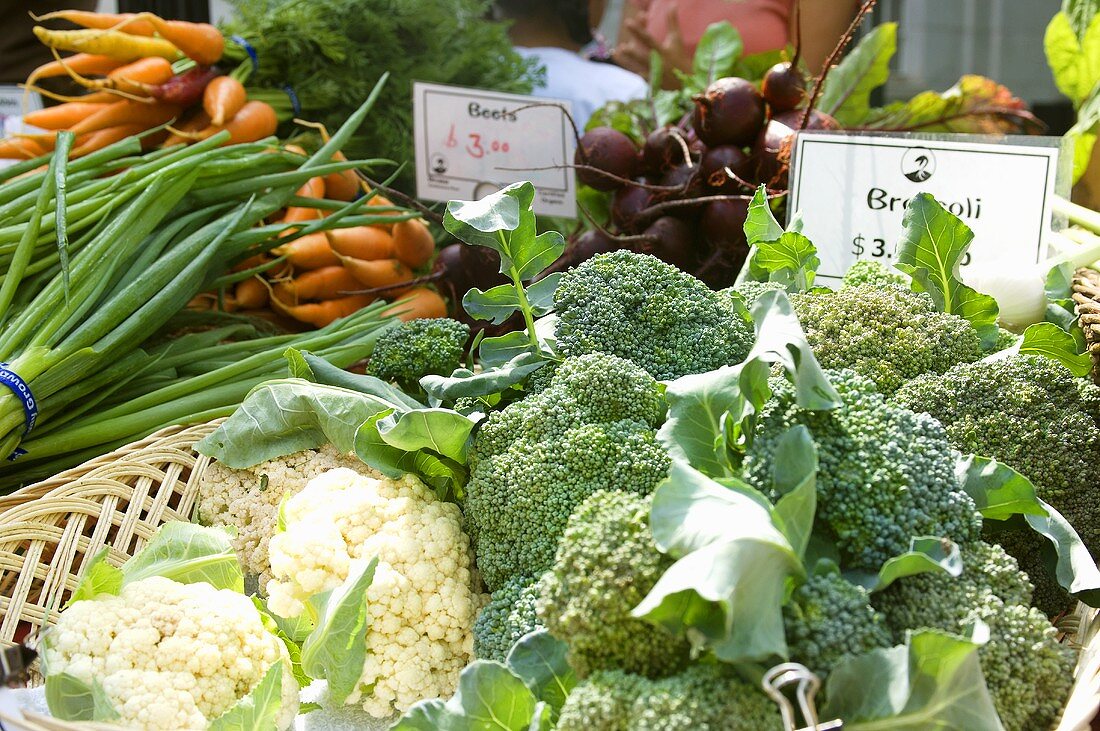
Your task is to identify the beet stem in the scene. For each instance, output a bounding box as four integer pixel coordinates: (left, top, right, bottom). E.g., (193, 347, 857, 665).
(801, 0, 879, 131)
(495, 162, 686, 193)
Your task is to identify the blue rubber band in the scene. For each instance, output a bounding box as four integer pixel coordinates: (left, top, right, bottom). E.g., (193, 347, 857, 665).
(230, 34, 259, 72)
(0, 363, 37, 460)
(282, 85, 302, 117)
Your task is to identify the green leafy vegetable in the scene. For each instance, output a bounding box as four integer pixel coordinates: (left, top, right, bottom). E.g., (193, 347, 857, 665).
(850, 538, 963, 592)
(505, 630, 577, 717)
(120, 522, 243, 592)
(45, 673, 120, 723)
(819, 23, 897, 125)
(392, 661, 552, 730)
(68, 549, 123, 605)
(1017, 321, 1093, 376)
(207, 661, 285, 731)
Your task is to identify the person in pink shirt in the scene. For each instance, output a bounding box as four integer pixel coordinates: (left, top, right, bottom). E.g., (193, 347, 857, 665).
(615, 0, 860, 88)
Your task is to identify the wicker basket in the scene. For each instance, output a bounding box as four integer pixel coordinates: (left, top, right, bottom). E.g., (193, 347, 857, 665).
(1075, 267, 1100, 384)
(0, 421, 1097, 730)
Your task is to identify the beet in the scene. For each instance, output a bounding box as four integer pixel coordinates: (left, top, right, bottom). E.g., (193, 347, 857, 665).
(575, 127, 639, 191)
(432, 243, 510, 314)
(642, 126, 689, 175)
(761, 62, 807, 113)
(573, 228, 623, 260)
(639, 216, 697, 272)
(692, 77, 766, 147)
(701, 199, 750, 251)
(611, 184, 653, 234)
(752, 108, 840, 185)
(700, 145, 751, 192)
(656, 163, 703, 201)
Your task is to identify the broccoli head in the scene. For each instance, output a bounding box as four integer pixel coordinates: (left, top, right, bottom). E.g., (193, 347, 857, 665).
(724, 280, 786, 309)
(742, 369, 982, 570)
(874, 542, 1073, 731)
(791, 284, 982, 395)
(782, 567, 892, 678)
(366, 317, 469, 392)
(553, 250, 754, 380)
(556, 663, 783, 731)
(840, 260, 909, 289)
(463, 353, 671, 590)
(472, 574, 543, 662)
(536, 490, 690, 679)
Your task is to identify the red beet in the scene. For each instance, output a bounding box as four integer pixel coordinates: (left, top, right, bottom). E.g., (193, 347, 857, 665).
(753, 108, 840, 185)
(575, 127, 639, 191)
(761, 62, 807, 113)
(656, 163, 703, 201)
(151, 66, 221, 106)
(432, 244, 509, 313)
(692, 77, 766, 148)
(701, 199, 750, 250)
(700, 145, 751, 192)
(642, 126, 688, 175)
(639, 216, 696, 272)
(611, 184, 653, 234)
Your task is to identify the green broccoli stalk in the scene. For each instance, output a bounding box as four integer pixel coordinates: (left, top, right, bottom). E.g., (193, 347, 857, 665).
(366, 317, 469, 393)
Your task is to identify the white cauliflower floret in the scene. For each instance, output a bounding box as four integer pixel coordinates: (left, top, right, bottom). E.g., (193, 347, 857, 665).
(196, 444, 381, 586)
(266, 468, 482, 719)
(44, 576, 299, 730)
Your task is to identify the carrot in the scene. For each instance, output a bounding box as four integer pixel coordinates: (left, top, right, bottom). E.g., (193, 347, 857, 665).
(194, 100, 277, 146)
(340, 256, 414, 289)
(162, 109, 210, 147)
(128, 15, 224, 66)
(32, 11, 157, 35)
(26, 53, 125, 86)
(278, 176, 326, 228)
(51, 56, 173, 98)
(322, 149, 360, 201)
(235, 277, 269, 309)
(68, 100, 181, 136)
(33, 27, 181, 62)
(328, 226, 394, 261)
(392, 219, 436, 269)
(0, 137, 47, 160)
(283, 143, 308, 156)
(69, 124, 145, 157)
(232, 254, 269, 272)
(365, 193, 400, 231)
(273, 294, 375, 327)
(273, 266, 362, 304)
(203, 76, 246, 126)
(23, 102, 112, 131)
(383, 288, 448, 321)
(27, 87, 128, 105)
(274, 232, 340, 270)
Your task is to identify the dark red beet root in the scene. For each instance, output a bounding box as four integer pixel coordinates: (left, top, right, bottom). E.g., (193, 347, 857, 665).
(639, 216, 697, 272)
(692, 77, 766, 147)
(702, 198, 750, 250)
(433, 244, 509, 316)
(575, 127, 639, 191)
(761, 62, 807, 113)
(656, 163, 703, 201)
(540, 228, 624, 277)
(642, 127, 688, 175)
(611, 184, 653, 234)
(753, 108, 840, 185)
(700, 145, 751, 192)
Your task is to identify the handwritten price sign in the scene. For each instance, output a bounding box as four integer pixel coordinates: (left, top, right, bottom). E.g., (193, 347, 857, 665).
(413, 82, 577, 217)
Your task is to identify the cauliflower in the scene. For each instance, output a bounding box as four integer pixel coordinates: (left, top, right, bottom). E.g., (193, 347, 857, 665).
(43, 576, 298, 730)
(266, 468, 485, 719)
(195, 444, 382, 586)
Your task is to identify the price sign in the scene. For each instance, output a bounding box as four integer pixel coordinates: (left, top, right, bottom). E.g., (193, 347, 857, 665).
(788, 131, 1064, 286)
(413, 82, 576, 218)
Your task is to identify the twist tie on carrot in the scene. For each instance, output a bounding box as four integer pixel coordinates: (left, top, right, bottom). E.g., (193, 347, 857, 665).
(0, 363, 37, 446)
(282, 84, 302, 116)
(231, 34, 259, 71)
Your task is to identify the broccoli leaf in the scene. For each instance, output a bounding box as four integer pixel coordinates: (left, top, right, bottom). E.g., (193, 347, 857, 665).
(634, 460, 803, 662)
(443, 183, 528, 258)
(742, 185, 784, 247)
(849, 537, 964, 592)
(421, 352, 548, 401)
(68, 548, 123, 605)
(392, 661, 551, 730)
(770, 425, 818, 559)
(1017, 321, 1093, 376)
(747, 231, 820, 292)
(895, 193, 1000, 348)
(207, 661, 284, 731)
(955, 455, 1051, 520)
(464, 284, 525, 324)
(301, 557, 378, 705)
(823, 629, 1002, 731)
(44, 673, 120, 722)
(297, 350, 423, 411)
(505, 630, 577, 718)
(818, 23, 897, 125)
(1045, 11, 1100, 105)
(372, 407, 475, 462)
(121, 522, 243, 593)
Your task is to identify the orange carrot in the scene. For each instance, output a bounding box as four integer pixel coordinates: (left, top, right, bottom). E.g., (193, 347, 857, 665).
(278, 177, 326, 229)
(273, 266, 362, 304)
(231, 254, 269, 272)
(23, 102, 111, 131)
(26, 53, 126, 86)
(33, 10, 157, 35)
(365, 193, 400, 231)
(392, 219, 435, 268)
(0, 137, 47, 160)
(322, 149, 360, 201)
(35, 11, 223, 65)
(68, 100, 181, 136)
(327, 226, 394, 261)
(70, 124, 145, 157)
(29, 88, 128, 105)
(273, 294, 375, 328)
(340, 256, 414, 289)
(32, 27, 181, 62)
(383, 288, 448, 321)
(235, 277, 269, 309)
(194, 100, 277, 146)
(273, 232, 340, 270)
(202, 76, 246, 126)
(162, 109, 210, 147)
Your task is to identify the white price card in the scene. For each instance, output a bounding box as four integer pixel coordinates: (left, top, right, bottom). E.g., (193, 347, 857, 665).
(788, 132, 1064, 286)
(413, 82, 576, 218)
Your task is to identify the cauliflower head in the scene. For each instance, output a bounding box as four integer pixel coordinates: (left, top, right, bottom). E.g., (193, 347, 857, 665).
(195, 444, 381, 587)
(265, 468, 484, 719)
(43, 576, 298, 731)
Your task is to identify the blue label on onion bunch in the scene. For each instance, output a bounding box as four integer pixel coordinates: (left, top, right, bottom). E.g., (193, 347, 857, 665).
(0, 362, 37, 441)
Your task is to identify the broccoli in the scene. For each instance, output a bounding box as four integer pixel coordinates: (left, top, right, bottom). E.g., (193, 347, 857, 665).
(840, 260, 908, 289)
(894, 354, 1100, 614)
(742, 369, 982, 570)
(536, 490, 690, 679)
(791, 284, 982, 394)
(874, 541, 1074, 731)
(553, 251, 754, 380)
(725, 280, 786, 308)
(463, 353, 671, 590)
(366, 317, 469, 392)
(782, 567, 892, 678)
(472, 574, 543, 662)
(556, 663, 783, 731)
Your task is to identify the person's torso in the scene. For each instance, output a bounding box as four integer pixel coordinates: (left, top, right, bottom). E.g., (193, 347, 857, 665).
(517, 47, 649, 129)
(646, 0, 792, 57)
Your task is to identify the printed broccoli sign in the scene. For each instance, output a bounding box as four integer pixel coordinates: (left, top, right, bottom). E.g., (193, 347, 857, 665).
(788, 132, 1063, 286)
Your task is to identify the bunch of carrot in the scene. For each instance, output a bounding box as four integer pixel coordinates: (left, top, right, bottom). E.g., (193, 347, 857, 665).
(1, 9, 273, 160)
(198, 143, 446, 328)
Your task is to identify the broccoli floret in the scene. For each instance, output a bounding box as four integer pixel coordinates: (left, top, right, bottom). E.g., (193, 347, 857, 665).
(782, 567, 892, 677)
(895, 354, 1100, 613)
(791, 284, 982, 394)
(724, 280, 786, 308)
(523, 360, 559, 395)
(742, 369, 982, 570)
(875, 542, 1073, 731)
(991, 327, 1021, 353)
(553, 251, 754, 380)
(463, 353, 671, 590)
(557, 664, 783, 731)
(537, 490, 689, 679)
(366, 317, 469, 392)
(472, 574, 543, 662)
(840, 260, 909, 289)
